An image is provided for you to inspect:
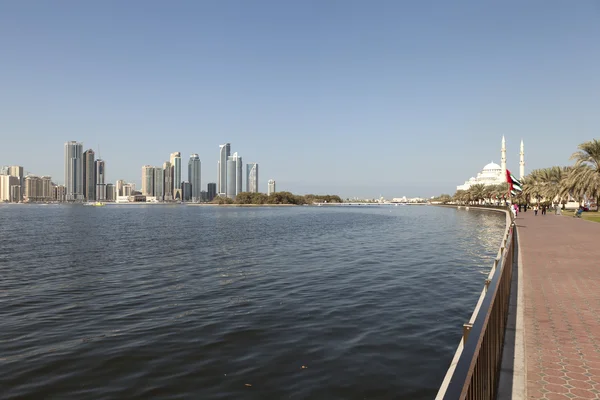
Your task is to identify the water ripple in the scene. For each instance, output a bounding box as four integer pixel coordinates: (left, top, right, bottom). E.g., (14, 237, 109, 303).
(0, 204, 505, 399)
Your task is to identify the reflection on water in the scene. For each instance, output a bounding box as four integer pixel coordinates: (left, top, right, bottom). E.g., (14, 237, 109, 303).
(0, 205, 505, 400)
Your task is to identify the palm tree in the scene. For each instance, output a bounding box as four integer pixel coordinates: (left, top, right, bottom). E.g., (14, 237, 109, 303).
(567, 139, 600, 209)
(468, 183, 486, 204)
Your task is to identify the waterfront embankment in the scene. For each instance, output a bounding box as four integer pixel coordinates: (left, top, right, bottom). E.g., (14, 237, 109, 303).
(513, 209, 600, 399)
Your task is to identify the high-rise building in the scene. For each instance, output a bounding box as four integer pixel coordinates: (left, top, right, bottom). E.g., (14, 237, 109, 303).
(154, 167, 164, 201)
(142, 165, 155, 196)
(182, 181, 191, 201)
(115, 179, 126, 197)
(218, 143, 231, 196)
(246, 163, 258, 193)
(207, 183, 216, 202)
(95, 159, 106, 201)
(123, 184, 133, 197)
(41, 176, 52, 201)
(0, 175, 20, 202)
(64, 141, 84, 201)
(163, 161, 173, 201)
(83, 149, 96, 201)
(188, 154, 201, 202)
(24, 175, 41, 202)
(226, 152, 242, 199)
(170, 152, 182, 201)
(8, 166, 24, 200)
(53, 185, 66, 202)
(0, 166, 9, 175)
(106, 183, 115, 201)
(268, 179, 276, 195)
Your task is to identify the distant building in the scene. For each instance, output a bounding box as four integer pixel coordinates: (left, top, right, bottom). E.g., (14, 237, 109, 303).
(64, 141, 84, 201)
(83, 149, 96, 201)
(142, 165, 155, 196)
(154, 167, 164, 201)
(106, 183, 115, 201)
(188, 154, 201, 202)
(115, 179, 126, 197)
(170, 152, 182, 201)
(268, 179, 276, 195)
(163, 161, 173, 201)
(457, 137, 525, 190)
(53, 184, 66, 202)
(95, 159, 106, 201)
(226, 152, 242, 199)
(200, 190, 208, 202)
(41, 176, 52, 200)
(0, 175, 20, 202)
(0, 166, 8, 175)
(246, 163, 258, 193)
(207, 182, 216, 201)
(24, 175, 41, 202)
(8, 166, 24, 200)
(218, 143, 231, 197)
(182, 181, 191, 202)
(123, 184, 134, 197)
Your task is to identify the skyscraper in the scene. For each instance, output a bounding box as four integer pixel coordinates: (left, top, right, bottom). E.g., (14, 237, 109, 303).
(0, 175, 20, 202)
(83, 149, 96, 201)
(226, 152, 242, 199)
(163, 161, 173, 201)
(218, 143, 231, 196)
(268, 179, 276, 195)
(207, 183, 216, 202)
(154, 167, 164, 201)
(246, 163, 258, 193)
(95, 159, 106, 201)
(115, 179, 126, 197)
(106, 183, 115, 202)
(188, 154, 201, 202)
(64, 141, 84, 201)
(8, 166, 24, 200)
(182, 181, 191, 202)
(170, 152, 182, 201)
(142, 165, 155, 196)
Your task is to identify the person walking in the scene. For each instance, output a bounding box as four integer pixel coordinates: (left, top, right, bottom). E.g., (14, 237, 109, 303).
(542, 204, 546, 215)
(534, 204, 539, 216)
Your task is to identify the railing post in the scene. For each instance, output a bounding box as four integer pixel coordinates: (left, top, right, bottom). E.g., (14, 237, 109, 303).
(463, 323, 472, 343)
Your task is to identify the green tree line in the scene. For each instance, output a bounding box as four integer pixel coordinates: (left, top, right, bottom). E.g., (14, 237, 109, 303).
(211, 192, 343, 205)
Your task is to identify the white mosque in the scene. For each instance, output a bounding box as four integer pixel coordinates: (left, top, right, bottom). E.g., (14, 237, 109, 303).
(457, 137, 525, 191)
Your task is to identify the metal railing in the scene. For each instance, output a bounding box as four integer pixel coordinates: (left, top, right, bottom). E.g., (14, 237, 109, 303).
(436, 207, 516, 400)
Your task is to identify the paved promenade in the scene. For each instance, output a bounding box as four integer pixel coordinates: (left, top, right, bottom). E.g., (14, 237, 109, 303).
(517, 209, 600, 399)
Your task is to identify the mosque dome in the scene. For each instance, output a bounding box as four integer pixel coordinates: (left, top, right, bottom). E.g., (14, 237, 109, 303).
(483, 162, 502, 171)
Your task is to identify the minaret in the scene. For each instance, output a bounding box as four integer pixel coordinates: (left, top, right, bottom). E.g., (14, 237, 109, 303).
(519, 139, 525, 180)
(501, 136, 507, 177)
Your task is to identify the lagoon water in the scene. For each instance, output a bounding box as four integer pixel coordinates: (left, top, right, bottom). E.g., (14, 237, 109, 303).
(0, 204, 505, 399)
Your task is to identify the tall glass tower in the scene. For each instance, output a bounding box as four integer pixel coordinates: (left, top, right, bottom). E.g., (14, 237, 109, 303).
(83, 149, 96, 201)
(64, 141, 84, 201)
(95, 159, 106, 201)
(188, 154, 201, 202)
(246, 163, 258, 193)
(218, 143, 231, 196)
(170, 152, 182, 201)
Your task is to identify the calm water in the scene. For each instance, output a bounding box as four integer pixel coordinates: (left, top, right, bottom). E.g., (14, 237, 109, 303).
(0, 204, 505, 400)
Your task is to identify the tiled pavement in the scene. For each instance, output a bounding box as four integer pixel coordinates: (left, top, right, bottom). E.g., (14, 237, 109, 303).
(516, 209, 600, 399)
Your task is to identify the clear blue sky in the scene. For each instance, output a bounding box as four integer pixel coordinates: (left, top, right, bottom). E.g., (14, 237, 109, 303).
(1, 1, 599, 198)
